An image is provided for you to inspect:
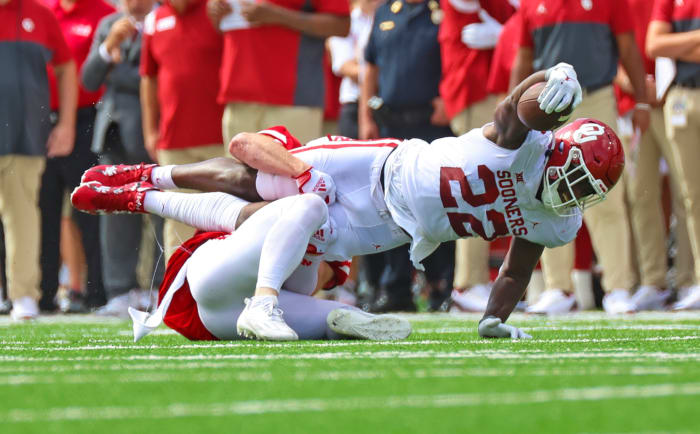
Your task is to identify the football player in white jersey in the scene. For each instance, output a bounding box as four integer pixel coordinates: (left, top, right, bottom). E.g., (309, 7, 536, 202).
(72, 63, 625, 341)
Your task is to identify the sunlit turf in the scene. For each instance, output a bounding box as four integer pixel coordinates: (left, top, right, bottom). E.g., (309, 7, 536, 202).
(1, 312, 699, 434)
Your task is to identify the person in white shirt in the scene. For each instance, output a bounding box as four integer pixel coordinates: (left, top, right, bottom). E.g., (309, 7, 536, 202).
(328, 0, 380, 138)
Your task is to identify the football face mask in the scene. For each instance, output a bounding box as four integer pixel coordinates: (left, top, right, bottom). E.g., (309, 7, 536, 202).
(541, 145, 608, 216)
(541, 118, 625, 217)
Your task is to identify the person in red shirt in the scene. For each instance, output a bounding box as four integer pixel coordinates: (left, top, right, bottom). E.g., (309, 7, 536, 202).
(39, 0, 115, 314)
(512, 0, 649, 315)
(206, 0, 350, 147)
(140, 0, 224, 260)
(0, 0, 77, 320)
(439, 0, 516, 313)
(647, 0, 700, 310)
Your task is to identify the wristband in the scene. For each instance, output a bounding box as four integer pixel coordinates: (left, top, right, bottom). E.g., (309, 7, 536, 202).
(635, 103, 651, 111)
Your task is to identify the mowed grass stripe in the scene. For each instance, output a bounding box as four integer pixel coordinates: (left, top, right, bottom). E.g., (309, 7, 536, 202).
(0, 366, 682, 386)
(4, 382, 700, 422)
(1, 334, 698, 352)
(3, 349, 700, 362)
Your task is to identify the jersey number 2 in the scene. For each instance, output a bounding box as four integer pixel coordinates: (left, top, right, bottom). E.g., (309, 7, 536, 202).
(440, 166, 508, 240)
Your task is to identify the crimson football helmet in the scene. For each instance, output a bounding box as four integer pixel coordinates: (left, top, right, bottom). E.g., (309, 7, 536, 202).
(541, 118, 625, 216)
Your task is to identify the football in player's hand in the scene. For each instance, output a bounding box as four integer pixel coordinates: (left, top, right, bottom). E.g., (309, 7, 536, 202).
(517, 82, 574, 131)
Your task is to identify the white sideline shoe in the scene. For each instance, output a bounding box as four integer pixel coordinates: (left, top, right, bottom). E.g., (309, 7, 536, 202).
(10, 296, 39, 321)
(237, 296, 298, 341)
(526, 289, 575, 315)
(631, 285, 671, 311)
(603, 289, 635, 314)
(451, 284, 491, 312)
(94, 292, 133, 318)
(673, 285, 700, 310)
(327, 308, 411, 340)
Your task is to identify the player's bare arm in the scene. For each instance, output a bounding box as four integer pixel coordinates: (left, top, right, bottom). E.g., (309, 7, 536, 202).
(478, 238, 544, 339)
(485, 69, 547, 150)
(486, 65, 582, 150)
(647, 20, 700, 62)
(616, 32, 650, 133)
(229, 132, 309, 178)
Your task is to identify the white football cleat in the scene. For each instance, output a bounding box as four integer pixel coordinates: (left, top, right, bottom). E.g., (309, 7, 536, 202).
(630, 285, 670, 311)
(451, 284, 491, 312)
(10, 296, 39, 321)
(673, 285, 700, 310)
(327, 308, 411, 340)
(603, 289, 635, 314)
(526, 289, 575, 315)
(237, 296, 298, 341)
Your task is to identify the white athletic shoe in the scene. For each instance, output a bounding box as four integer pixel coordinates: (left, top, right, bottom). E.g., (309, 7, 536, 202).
(630, 285, 671, 311)
(451, 284, 491, 312)
(326, 308, 411, 340)
(94, 292, 133, 318)
(673, 285, 700, 310)
(237, 296, 298, 341)
(10, 296, 39, 321)
(526, 289, 575, 315)
(603, 289, 635, 314)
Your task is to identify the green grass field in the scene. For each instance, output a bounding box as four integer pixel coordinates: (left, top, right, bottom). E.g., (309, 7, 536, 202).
(2, 312, 699, 434)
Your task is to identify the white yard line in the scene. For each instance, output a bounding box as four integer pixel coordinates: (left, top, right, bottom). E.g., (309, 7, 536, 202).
(4, 382, 700, 422)
(2, 349, 700, 363)
(406, 312, 700, 322)
(1, 335, 698, 352)
(0, 366, 679, 387)
(416, 325, 700, 334)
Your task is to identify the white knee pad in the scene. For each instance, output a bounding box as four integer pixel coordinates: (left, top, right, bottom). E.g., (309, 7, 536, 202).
(293, 193, 329, 228)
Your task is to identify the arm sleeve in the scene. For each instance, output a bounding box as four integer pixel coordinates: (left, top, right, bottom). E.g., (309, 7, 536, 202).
(651, 0, 673, 23)
(482, 0, 517, 24)
(257, 126, 303, 150)
(312, 0, 350, 15)
(610, 0, 634, 35)
(81, 15, 114, 91)
(517, 6, 533, 48)
(140, 33, 158, 77)
(46, 10, 72, 65)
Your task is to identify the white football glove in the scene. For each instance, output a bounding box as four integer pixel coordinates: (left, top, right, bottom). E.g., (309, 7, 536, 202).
(294, 167, 336, 205)
(478, 316, 532, 339)
(461, 9, 503, 50)
(538, 62, 583, 114)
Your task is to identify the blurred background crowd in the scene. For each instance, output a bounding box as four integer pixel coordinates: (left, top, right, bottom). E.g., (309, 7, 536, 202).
(1, 0, 699, 321)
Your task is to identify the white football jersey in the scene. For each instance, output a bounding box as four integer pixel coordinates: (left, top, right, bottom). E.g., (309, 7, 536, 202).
(384, 124, 582, 268)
